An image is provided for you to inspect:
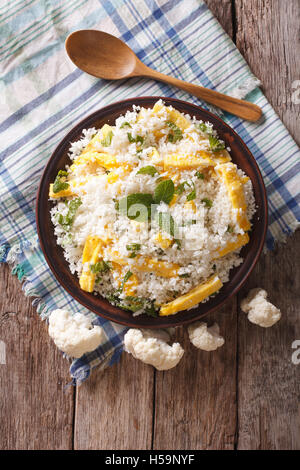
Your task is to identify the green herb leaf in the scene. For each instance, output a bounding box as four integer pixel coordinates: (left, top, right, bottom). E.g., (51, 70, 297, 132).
(154, 179, 175, 205)
(144, 302, 159, 317)
(174, 239, 182, 250)
(53, 170, 70, 193)
(58, 197, 82, 230)
(127, 132, 135, 143)
(105, 289, 159, 317)
(101, 130, 113, 147)
(209, 134, 225, 151)
(227, 225, 234, 233)
(127, 133, 144, 145)
(119, 193, 154, 221)
(186, 184, 196, 201)
(154, 211, 177, 238)
(119, 271, 133, 292)
(201, 198, 213, 208)
(120, 121, 132, 128)
(126, 243, 141, 251)
(175, 181, 191, 195)
(195, 171, 205, 180)
(166, 121, 183, 143)
(113, 198, 119, 211)
(136, 166, 158, 177)
(90, 260, 111, 274)
(136, 135, 144, 145)
(122, 296, 159, 315)
(128, 252, 138, 258)
(197, 122, 212, 133)
(179, 273, 190, 278)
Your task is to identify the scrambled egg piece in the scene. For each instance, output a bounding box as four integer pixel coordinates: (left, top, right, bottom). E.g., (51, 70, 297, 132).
(79, 236, 105, 293)
(81, 124, 113, 154)
(216, 233, 249, 258)
(49, 184, 74, 199)
(133, 257, 179, 278)
(160, 275, 223, 316)
(164, 153, 214, 171)
(216, 162, 251, 231)
(113, 263, 139, 296)
(154, 232, 173, 250)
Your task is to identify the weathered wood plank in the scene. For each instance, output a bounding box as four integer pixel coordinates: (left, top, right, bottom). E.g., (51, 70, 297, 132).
(236, 231, 300, 450)
(74, 352, 154, 450)
(235, 0, 300, 450)
(205, 0, 233, 37)
(0, 264, 74, 450)
(235, 0, 300, 146)
(153, 300, 238, 450)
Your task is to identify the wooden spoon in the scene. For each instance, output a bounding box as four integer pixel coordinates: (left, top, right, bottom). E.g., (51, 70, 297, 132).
(65, 30, 262, 122)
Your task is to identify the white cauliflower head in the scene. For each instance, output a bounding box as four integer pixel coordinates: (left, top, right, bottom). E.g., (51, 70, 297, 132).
(48, 309, 104, 358)
(188, 322, 225, 351)
(124, 328, 184, 370)
(240, 288, 281, 327)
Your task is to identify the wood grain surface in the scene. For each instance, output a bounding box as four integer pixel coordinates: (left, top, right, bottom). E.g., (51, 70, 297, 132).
(0, 0, 299, 450)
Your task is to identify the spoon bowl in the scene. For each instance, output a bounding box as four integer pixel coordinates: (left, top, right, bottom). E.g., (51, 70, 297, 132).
(66, 30, 138, 79)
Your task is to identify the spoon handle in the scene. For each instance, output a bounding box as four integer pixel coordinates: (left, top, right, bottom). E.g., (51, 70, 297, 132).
(140, 66, 262, 122)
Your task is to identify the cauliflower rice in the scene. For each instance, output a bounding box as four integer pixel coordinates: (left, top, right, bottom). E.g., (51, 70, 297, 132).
(50, 100, 255, 317)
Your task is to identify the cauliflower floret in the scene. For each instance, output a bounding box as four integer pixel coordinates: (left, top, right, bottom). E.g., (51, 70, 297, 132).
(188, 322, 225, 351)
(48, 309, 104, 358)
(124, 328, 184, 370)
(240, 288, 281, 327)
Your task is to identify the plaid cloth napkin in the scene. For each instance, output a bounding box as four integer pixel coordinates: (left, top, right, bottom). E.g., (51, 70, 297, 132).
(1, 0, 299, 384)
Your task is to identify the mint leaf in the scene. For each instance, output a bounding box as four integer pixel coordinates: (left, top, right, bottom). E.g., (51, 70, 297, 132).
(155, 176, 165, 183)
(195, 171, 205, 180)
(201, 198, 213, 208)
(136, 135, 144, 145)
(118, 193, 154, 221)
(166, 121, 183, 143)
(197, 122, 212, 133)
(120, 121, 132, 128)
(174, 239, 181, 250)
(58, 197, 82, 230)
(53, 170, 69, 193)
(154, 211, 177, 238)
(186, 184, 196, 201)
(136, 166, 158, 177)
(101, 130, 113, 147)
(209, 135, 225, 151)
(127, 133, 144, 145)
(119, 271, 133, 292)
(154, 179, 175, 205)
(126, 243, 141, 251)
(127, 132, 135, 143)
(123, 296, 159, 315)
(175, 181, 191, 195)
(90, 260, 111, 274)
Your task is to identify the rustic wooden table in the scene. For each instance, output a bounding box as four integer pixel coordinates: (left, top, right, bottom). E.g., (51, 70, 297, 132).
(0, 0, 299, 450)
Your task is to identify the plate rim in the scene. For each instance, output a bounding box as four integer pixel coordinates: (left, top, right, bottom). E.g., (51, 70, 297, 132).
(36, 96, 268, 328)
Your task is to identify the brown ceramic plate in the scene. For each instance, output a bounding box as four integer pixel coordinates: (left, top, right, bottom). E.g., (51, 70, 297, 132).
(36, 96, 268, 328)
